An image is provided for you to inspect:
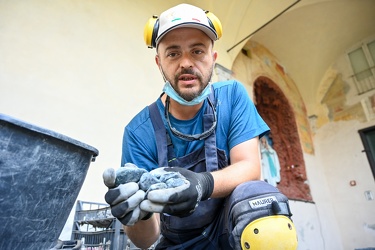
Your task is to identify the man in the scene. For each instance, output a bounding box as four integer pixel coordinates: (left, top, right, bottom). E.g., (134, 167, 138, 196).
(103, 4, 296, 249)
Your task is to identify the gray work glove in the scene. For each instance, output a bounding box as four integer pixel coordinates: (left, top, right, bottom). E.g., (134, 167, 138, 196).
(140, 167, 214, 217)
(103, 164, 152, 226)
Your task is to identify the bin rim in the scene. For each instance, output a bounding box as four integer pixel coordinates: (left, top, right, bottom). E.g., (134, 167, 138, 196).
(0, 113, 99, 158)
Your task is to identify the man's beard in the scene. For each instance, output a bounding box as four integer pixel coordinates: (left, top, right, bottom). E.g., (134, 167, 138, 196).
(171, 68, 211, 101)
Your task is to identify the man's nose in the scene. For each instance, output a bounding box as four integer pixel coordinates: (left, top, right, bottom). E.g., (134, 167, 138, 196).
(180, 53, 193, 68)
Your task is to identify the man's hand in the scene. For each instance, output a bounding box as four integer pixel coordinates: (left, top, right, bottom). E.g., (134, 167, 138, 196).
(140, 167, 214, 217)
(103, 165, 151, 226)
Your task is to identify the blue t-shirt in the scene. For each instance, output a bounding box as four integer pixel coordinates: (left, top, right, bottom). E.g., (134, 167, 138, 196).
(121, 80, 270, 171)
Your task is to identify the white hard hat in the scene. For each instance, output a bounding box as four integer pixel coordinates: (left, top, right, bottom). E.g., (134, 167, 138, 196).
(144, 4, 222, 48)
(156, 3, 218, 46)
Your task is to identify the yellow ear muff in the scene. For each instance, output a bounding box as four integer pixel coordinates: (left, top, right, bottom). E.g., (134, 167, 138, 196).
(206, 11, 223, 40)
(144, 15, 159, 48)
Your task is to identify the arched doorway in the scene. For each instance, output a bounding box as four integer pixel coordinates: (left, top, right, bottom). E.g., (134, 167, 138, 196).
(254, 76, 312, 201)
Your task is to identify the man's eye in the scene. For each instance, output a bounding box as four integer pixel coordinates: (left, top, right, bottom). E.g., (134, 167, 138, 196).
(167, 52, 179, 57)
(193, 50, 203, 55)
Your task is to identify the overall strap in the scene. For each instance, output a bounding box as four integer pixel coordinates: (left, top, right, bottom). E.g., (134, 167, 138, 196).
(204, 89, 218, 171)
(148, 102, 174, 167)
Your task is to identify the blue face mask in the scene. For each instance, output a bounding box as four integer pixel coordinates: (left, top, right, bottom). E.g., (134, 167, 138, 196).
(163, 81, 212, 106)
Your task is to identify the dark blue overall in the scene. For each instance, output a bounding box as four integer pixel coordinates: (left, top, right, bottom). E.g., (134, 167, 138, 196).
(148, 93, 233, 250)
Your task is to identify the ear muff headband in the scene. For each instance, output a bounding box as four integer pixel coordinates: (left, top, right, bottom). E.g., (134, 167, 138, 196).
(144, 10, 222, 48)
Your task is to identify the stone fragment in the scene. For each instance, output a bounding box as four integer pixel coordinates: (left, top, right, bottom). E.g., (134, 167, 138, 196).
(139, 172, 161, 191)
(159, 172, 185, 183)
(115, 164, 148, 186)
(165, 177, 186, 188)
(138, 168, 187, 193)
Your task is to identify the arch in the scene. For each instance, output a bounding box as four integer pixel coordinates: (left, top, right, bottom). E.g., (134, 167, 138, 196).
(254, 76, 312, 201)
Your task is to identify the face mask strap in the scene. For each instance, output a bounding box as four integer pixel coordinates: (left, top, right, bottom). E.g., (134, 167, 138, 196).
(164, 96, 217, 141)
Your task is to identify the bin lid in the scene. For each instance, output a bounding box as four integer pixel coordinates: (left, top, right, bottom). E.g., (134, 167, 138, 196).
(0, 113, 99, 158)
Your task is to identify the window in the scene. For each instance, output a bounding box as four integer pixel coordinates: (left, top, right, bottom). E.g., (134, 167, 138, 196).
(348, 39, 375, 94)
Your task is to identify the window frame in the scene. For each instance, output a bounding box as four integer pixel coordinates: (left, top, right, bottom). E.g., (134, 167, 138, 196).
(347, 36, 375, 95)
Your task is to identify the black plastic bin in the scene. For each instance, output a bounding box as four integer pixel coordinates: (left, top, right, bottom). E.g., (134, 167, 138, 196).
(0, 114, 99, 249)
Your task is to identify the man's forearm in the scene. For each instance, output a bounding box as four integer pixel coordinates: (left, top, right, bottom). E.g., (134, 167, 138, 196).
(211, 138, 261, 198)
(124, 213, 160, 249)
(211, 159, 260, 198)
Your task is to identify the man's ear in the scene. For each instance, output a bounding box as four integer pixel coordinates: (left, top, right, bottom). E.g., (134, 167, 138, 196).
(155, 55, 164, 77)
(213, 51, 218, 61)
(155, 55, 160, 67)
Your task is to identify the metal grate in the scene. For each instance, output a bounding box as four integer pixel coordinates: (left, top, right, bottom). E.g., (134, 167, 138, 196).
(350, 66, 375, 95)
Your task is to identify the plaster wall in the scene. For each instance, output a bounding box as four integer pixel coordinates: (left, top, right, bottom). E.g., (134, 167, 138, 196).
(231, 39, 375, 248)
(313, 36, 375, 249)
(314, 120, 375, 249)
(288, 200, 325, 250)
(302, 153, 343, 250)
(234, 41, 314, 155)
(232, 42, 342, 249)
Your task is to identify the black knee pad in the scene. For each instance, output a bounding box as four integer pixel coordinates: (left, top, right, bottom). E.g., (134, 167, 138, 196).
(225, 180, 297, 250)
